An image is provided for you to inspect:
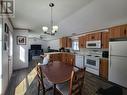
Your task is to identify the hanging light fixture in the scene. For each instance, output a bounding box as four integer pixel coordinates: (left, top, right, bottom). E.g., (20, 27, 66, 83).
(42, 2, 58, 35)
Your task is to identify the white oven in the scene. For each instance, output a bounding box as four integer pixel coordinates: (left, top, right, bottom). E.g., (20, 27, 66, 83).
(85, 54, 100, 75)
(86, 40, 101, 49)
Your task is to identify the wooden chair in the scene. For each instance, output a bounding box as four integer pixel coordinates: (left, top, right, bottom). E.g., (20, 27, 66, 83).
(36, 65, 53, 95)
(56, 67, 85, 95)
(69, 68, 85, 95)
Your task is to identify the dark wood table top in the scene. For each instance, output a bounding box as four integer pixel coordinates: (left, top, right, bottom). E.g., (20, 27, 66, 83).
(41, 61, 73, 84)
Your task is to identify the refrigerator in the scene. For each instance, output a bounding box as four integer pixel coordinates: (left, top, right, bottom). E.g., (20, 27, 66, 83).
(109, 41, 127, 88)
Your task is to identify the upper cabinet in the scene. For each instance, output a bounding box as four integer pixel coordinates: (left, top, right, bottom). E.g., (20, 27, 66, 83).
(60, 37, 66, 48)
(101, 31, 109, 49)
(78, 24, 127, 49)
(59, 37, 72, 48)
(86, 32, 102, 41)
(66, 37, 72, 48)
(109, 24, 127, 39)
(79, 36, 86, 48)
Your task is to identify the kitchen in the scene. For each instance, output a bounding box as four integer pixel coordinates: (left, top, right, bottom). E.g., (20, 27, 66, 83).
(0, 0, 127, 95)
(46, 25, 127, 94)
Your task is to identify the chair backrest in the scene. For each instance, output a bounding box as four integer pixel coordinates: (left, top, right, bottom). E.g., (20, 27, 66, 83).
(69, 68, 85, 95)
(36, 65, 45, 90)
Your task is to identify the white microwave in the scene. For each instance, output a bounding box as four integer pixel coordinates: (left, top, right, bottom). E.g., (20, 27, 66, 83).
(86, 40, 101, 48)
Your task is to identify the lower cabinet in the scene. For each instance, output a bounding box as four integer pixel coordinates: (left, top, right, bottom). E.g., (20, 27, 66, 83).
(99, 59, 108, 80)
(49, 53, 75, 65)
(49, 54, 61, 62)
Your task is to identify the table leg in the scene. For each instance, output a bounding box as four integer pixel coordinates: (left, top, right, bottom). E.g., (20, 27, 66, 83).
(53, 84, 56, 95)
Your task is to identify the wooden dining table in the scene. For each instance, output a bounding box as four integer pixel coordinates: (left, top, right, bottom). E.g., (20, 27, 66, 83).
(40, 61, 73, 95)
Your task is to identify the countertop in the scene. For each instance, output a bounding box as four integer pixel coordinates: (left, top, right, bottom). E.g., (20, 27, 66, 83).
(44, 52, 74, 55)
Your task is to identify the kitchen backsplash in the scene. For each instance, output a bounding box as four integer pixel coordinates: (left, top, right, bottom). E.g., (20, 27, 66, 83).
(73, 48, 109, 56)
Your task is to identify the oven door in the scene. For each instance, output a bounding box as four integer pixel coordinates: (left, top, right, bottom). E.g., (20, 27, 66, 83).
(85, 56, 99, 70)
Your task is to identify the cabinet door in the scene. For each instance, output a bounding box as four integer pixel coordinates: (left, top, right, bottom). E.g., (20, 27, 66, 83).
(121, 24, 127, 37)
(94, 32, 102, 40)
(67, 38, 72, 48)
(79, 36, 84, 48)
(99, 59, 108, 80)
(125, 25, 127, 37)
(67, 54, 75, 65)
(59, 37, 66, 48)
(86, 32, 101, 41)
(61, 53, 67, 63)
(85, 34, 89, 41)
(59, 38, 63, 47)
(102, 31, 109, 49)
(109, 25, 127, 39)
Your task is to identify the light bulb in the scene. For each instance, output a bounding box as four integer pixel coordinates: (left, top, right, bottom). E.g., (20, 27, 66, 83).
(53, 25, 58, 31)
(42, 26, 48, 32)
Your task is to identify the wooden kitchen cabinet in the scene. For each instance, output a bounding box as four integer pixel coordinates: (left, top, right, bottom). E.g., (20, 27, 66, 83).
(66, 38, 72, 48)
(66, 53, 75, 65)
(49, 54, 61, 62)
(79, 36, 86, 48)
(86, 32, 102, 41)
(48, 53, 75, 65)
(121, 24, 127, 37)
(60, 37, 67, 48)
(101, 31, 109, 49)
(59, 37, 72, 48)
(99, 59, 108, 80)
(61, 53, 75, 65)
(109, 24, 127, 39)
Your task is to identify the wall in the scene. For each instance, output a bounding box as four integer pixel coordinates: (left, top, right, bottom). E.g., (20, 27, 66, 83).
(47, 39, 60, 50)
(0, 16, 14, 95)
(28, 38, 48, 52)
(13, 30, 28, 70)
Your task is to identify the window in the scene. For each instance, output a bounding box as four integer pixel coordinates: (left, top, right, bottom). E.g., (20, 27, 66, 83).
(72, 40, 79, 50)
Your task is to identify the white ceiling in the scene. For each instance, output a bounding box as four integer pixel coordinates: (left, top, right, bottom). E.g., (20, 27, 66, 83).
(12, 0, 127, 40)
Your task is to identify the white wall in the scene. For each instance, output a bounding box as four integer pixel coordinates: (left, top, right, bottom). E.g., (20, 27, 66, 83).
(28, 38, 48, 52)
(13, 30, 29, 70)
(0, 16, 14, 95)
(47, 39, 60, 50)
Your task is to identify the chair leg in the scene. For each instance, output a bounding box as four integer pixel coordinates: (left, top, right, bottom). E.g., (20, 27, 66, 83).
(43, 90, 45, 95)
(53, 84, 56, 95)
(38, 82, 40, 95)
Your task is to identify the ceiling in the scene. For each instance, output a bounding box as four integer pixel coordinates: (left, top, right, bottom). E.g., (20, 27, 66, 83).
(12, 0, 127, 40)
